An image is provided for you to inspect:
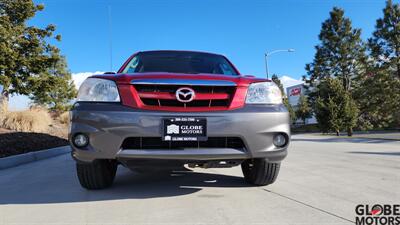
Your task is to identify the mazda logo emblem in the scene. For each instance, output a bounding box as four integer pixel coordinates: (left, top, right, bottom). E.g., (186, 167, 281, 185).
(176, 87, 195, 103)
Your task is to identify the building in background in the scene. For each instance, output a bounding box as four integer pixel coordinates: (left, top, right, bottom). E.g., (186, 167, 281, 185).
(286, 84, 317, 125)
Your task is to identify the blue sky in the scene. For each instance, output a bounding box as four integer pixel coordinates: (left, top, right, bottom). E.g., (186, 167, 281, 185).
(29, 0, 391, 78)
(8, 0, 396, 110)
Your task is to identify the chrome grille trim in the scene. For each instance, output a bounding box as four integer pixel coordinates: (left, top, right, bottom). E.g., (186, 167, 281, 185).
(131, 79, 237, 86)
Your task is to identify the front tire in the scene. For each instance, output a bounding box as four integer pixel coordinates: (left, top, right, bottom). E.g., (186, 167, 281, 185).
(241, 158, 280, 186)
(76, 160, 118, 190)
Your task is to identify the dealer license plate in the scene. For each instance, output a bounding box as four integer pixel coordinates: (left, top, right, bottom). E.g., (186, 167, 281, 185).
(162, 117, 207, 141)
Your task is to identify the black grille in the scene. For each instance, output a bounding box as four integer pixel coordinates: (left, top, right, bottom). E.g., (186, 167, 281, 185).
(121, 137, 245, 150)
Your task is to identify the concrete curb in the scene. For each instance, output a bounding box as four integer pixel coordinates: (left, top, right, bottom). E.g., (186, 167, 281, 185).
(348, 136, 400, 141)
(0, 146, 71, 170)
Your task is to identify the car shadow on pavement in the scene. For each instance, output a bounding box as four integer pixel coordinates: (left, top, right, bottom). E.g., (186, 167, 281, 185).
(0, 163, 251, 205)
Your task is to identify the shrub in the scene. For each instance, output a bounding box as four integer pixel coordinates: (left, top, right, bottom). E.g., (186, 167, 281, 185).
(58, 111, 70, 125)
(1, 108, 52, 133)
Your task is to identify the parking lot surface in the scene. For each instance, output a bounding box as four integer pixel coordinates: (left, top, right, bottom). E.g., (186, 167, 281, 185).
(0, 134, 399, 225)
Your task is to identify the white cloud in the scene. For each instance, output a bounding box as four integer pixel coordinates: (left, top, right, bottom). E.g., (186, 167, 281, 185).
(71, 71, 104, 89)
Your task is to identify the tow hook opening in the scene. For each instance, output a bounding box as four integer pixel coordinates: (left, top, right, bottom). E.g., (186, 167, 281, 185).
(188, 160, 243, 169)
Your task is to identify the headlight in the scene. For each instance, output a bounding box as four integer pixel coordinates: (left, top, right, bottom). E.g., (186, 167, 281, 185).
(77, 78, 120, 102)
(245, 82, 282, 104)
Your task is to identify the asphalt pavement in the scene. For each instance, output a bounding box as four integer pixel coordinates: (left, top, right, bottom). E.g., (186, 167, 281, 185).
(0, 134, 399, 225)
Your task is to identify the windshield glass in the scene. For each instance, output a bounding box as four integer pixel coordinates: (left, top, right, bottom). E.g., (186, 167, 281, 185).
(121, 51, 239, 75)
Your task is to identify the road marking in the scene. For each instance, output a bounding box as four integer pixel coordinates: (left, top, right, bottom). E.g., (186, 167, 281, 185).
(262, 188, 355, 224)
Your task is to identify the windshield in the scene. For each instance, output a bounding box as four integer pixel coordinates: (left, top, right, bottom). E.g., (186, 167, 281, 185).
(121, 51, 239, 75)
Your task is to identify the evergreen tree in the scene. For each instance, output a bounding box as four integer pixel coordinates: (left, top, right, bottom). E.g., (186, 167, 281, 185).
(271, 74, 285, 94)
(0, 0, 75, 112)
(342, 92, 359, 136)
(315, 97, 332, 134)
(359, 0, 400, 128)
(355, 67, 400, 129)
(315, 78, 358, 136)
(284, 98, 297, 125)
(305, 7, 365, 135)
(296, 95, 312, 124)
(306, 7, 366, 92)
(369, 0, 400, 78)
(271, 75, 297, 124)
(29, 57, 76, 112)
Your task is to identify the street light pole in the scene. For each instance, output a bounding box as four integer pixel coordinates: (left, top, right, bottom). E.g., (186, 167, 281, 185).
(265, 49, 295, 79)
(265, 54, 269, 79)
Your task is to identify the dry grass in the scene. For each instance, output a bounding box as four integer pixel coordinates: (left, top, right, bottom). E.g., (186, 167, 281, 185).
(0, 100, 7, 123)
(0, 108, 52, 133)
(58, 111, 70, 125)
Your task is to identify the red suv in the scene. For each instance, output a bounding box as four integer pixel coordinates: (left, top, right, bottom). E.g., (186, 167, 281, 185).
(70, 50, 290, 189)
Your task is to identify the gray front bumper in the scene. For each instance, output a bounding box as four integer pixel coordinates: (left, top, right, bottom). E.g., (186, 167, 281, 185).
(70, 103, 290, 163)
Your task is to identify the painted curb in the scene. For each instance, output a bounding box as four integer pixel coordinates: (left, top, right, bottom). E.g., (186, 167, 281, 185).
(0, 146, 71, 170)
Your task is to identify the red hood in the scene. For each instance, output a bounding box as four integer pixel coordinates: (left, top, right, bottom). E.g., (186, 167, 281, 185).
(91, 72, 269, 87)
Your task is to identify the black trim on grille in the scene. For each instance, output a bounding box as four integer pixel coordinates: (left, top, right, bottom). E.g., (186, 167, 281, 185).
(121, 137, 246, 150)
(134, 85, 235, 108)
(134, 85, 233, 94)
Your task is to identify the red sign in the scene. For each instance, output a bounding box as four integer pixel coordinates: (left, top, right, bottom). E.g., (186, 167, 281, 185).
(289, 87, 301, 96)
